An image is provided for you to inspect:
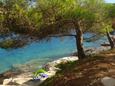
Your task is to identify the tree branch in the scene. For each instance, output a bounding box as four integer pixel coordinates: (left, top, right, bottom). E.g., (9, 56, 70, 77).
(48, 34, 76, 37)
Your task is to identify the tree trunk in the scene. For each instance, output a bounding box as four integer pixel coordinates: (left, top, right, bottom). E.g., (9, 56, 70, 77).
(75, 22, 86, 59)
(106, 31, 114, 49)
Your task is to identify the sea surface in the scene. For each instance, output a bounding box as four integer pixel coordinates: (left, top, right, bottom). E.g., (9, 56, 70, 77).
(0, 33, 108, 73)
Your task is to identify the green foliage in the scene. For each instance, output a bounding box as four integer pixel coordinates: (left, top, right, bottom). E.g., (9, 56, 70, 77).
(22, 0, 106, 44)
(0, 39, 27, 49)
(2, 0, 33, 33)
(0, 0, 115, 52)
(106, 4, 115, 29)
(0, 39, 15, 49)
(0, 0, 113, 35)
(108, 4, 115, 18)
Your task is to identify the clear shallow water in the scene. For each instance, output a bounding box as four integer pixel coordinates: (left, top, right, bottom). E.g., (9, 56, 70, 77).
(0, 34, 108, 73)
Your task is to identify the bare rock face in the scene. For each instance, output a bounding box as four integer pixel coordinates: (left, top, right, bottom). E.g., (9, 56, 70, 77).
(101, 77, 115, 86)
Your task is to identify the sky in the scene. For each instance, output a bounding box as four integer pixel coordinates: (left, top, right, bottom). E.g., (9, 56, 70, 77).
(105, 0, 115, 3)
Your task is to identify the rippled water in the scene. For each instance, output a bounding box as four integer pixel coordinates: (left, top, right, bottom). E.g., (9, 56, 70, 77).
(0, 33, 108, 73)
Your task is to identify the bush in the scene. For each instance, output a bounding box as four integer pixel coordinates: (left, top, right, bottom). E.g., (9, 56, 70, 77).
(0, 39, 27, 49)
(0, 39, 14, 49)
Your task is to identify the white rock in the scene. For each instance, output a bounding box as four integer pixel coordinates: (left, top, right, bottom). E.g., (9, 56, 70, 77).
(12, 78, 32, 84)
(3, 77, 32, 85)
(101, 77, 115, 86)
(44, 56, 78, 71)
(3, 78, 13, 85)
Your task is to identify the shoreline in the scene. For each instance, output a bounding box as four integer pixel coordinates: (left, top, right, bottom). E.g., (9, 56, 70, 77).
(1, 56, 79, 85)
(0, 46, 110, 85)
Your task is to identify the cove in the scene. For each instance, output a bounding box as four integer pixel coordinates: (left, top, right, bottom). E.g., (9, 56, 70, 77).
(0, 33, 107, 73)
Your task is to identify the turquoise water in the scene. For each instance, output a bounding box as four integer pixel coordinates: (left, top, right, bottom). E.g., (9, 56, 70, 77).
(0, 34, 107, 73)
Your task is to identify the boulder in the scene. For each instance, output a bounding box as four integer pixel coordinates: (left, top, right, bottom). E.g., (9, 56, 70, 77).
(101, 77, 115, 86)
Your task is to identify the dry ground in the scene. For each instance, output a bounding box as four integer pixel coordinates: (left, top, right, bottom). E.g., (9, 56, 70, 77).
(40, 49, 115, 86)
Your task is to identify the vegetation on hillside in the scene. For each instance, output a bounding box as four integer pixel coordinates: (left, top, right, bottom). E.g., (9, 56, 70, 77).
(0, 1, 115, 85)
(0, 0, 115, 58)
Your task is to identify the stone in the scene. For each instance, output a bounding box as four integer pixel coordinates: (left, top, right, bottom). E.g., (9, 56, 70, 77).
(101, 77, 115, 86)
(3, 77, 32, 85)
(3, 78, 13, 85)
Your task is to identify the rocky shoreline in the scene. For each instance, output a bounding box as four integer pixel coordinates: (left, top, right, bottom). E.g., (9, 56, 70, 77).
(0, 56, 78, 86)
(0, 46, 110, 86)
(0, 70, 21, 84)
